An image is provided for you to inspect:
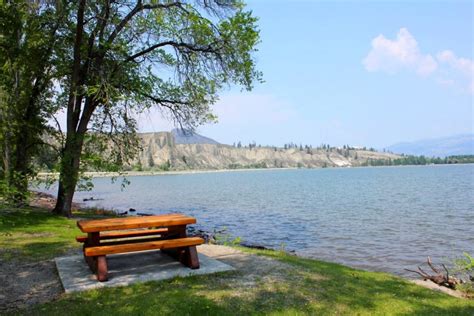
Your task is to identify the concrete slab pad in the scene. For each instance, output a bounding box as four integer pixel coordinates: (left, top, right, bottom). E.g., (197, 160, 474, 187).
(55, 250, 234, 293)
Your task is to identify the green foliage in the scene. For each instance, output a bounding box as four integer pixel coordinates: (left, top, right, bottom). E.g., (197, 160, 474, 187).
(455, 253, 474, 271)
(213, 228, 242, 246)
(58, 0, 262, 133)
(445, 155, 474, 164)
(48, 0, 262, 214)
(453, 252, 474, 295)
(158, 159, 172, 171)
(362, 155, 474, 167)
(228, 161, 267, 169)
(0, 1, 62, 203)
(133, 162, 143, 172)
(0, 175, 29, 203)
(148, 152, 155, 168)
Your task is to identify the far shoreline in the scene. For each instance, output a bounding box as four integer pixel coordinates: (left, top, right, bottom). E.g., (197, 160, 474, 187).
(36, 163, 473, 179)
(37, 167, 300, 178)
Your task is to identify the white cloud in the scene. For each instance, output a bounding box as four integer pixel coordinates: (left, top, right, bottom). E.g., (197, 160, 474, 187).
(363, 28, 474, 93)
(363, 28, 437, 76)
(437, 50, 474, 75)
(436, 50, 474, 92)
(416, 55, 438, 76)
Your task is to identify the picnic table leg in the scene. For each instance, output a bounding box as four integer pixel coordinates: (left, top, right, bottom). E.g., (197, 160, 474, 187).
(163, 225, 200, 269)
(84, 232, 106, 278)
(84, 232, 100, 271)
(96, 256, 108, 282)
(183, 246, 200, 269)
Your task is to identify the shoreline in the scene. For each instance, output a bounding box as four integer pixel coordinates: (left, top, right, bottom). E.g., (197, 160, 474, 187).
(37, 167, 299, 178)
(36, 163, 473, 179)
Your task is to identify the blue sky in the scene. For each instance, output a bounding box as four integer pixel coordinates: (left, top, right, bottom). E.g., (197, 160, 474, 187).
(139, 0, 473, 148)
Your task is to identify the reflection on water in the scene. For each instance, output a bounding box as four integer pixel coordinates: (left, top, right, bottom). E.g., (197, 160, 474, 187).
(40, 164, 474, 276)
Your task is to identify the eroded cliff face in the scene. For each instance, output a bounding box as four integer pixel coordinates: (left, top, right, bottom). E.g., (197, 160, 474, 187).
(132, 132, 400, 170)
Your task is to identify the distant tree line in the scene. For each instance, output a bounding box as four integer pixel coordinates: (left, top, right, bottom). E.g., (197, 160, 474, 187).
(362, 155, 474, 167)
(228, 162, 267, 169)
(232, 141, 379, 154)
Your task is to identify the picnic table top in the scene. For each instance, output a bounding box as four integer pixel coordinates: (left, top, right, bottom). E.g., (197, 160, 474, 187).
(77, 213, 196, 233)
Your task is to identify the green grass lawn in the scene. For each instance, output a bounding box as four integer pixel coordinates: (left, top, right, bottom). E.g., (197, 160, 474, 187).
(0, 206, 80, 261)
(0, 205, 117, 261)
(1, 206, 473, 315)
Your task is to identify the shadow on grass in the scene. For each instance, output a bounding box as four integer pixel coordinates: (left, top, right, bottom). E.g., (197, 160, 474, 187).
(19, 241, 78, 261)
(0, 207, 61, 231)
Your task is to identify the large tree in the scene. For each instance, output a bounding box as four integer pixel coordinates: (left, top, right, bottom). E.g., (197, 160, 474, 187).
(0, 1, 64, 204)
(53, 0, 261, 216)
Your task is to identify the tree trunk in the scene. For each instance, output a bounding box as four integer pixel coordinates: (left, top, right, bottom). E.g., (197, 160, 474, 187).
(53, 132, 84, 217)
(52, 0, 87, 217)
(54, 178, 75, 218)
(10, 98, 36, 205)
(10, 132, 29, 205)
(2, 131, 11, 183)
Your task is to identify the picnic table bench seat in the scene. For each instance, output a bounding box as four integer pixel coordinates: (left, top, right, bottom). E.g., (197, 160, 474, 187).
(85, 237, 204, 257)
(75, 228, 169, 243)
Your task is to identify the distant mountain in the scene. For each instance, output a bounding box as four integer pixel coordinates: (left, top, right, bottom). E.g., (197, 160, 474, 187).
(171, 128, 219, 145)
(386, 134, 474, 157)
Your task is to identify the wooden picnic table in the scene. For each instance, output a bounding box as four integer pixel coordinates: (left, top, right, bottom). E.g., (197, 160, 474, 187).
(76, 214, 204, 281)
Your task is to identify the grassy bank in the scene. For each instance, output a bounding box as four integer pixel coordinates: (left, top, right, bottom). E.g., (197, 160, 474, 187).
(1, 206, 473, 315)
(0, 207, 80, 261)
(0, 205, 114, 261)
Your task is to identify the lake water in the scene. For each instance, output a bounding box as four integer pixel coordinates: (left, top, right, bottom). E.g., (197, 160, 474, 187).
(41, 164, 474, 276)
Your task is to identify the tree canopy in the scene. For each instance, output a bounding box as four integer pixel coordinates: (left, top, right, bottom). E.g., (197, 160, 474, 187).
(0, 1, 261, 215)
(0, 1, 62, 203)
(48, 0, 261, 216)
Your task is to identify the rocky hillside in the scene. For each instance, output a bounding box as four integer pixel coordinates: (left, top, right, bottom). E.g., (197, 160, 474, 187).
(132, 132, 400, 170)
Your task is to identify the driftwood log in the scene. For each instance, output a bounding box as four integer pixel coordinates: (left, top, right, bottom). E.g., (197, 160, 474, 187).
(405, 257, 459, 289)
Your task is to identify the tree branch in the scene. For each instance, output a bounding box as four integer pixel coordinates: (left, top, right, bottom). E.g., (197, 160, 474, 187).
(142, 93, 192, 106)
(427, 257, 441, 274)
(68, 0, 87, 134)
(125, 40, 220, 63)
(106, 1, 188, 47)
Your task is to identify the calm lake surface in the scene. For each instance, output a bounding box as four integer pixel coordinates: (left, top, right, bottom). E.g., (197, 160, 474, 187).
(42, 164, 474, 276)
